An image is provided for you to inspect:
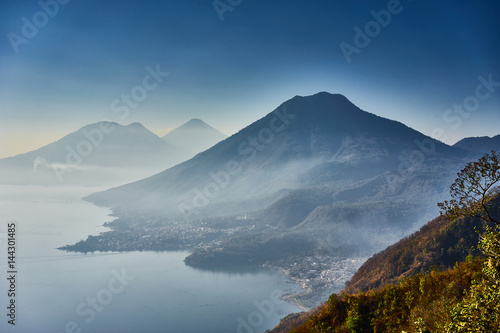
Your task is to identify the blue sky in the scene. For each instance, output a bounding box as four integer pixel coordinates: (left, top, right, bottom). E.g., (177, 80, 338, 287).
(1, 0, 499, 157)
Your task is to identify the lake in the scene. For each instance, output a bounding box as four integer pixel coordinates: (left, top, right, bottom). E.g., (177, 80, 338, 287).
(0, 185, 303, 333)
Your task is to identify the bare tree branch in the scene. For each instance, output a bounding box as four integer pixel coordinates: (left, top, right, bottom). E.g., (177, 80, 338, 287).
(438, 150, 500, 225)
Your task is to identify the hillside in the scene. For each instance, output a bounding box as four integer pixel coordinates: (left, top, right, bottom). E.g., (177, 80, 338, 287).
(85, 92, 467, 214)
(454, 135, 500, 154)
(345, 193, 500, 293)
(68, 92, 475, 305)
(271, 195, 500, 332)
(272, 258, 484, 333)
(343, 214, 486, 293)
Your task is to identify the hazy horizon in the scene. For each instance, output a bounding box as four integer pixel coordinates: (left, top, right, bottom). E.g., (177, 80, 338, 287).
(0, 93, 498, 160)
(1, 1, 500, 158)
(1, 3, 499, 331)
(0, 118, 228, 159)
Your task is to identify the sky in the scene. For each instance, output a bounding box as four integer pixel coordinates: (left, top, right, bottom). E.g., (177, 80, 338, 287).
(1, 0, 499, 158)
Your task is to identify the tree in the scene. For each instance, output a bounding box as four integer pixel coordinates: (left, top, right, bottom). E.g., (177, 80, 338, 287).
(438, 150, 500, 225)
(437, 151, 500, 332)
(441, 226, 500, 332)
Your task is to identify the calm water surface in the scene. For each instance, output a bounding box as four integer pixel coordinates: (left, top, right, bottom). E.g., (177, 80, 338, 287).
(0, 185, 302, 333)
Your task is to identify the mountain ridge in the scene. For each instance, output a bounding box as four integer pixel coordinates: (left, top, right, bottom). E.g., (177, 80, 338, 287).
(453, 134, 500, 153)
(161, 118, 227, 161)
(67, 92, 479, 306)
(0, 119, 227, 186)
(85, 92, 467, 214)
(48, 91, 492, 310)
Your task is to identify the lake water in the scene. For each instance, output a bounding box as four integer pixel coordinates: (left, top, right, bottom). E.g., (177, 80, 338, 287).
(0, 185, 303, 333)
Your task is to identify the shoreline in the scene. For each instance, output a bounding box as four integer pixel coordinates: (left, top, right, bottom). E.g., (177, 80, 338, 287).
(271, 265, 314, 312)
(265, 255, 369, 310)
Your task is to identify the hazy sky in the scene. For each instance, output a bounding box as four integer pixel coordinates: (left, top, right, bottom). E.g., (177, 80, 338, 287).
(1, 0, 499, 158)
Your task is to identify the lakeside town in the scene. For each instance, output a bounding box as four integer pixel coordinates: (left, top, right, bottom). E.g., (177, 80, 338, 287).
(60, 212, 368, 309)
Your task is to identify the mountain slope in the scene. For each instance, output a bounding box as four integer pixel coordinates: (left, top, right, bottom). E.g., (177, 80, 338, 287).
(0, 122, 177, 185)
(272, 259, 484, 333)
(343, 212, 491, 293)
(71, 92, 476, 306)
(52, 92, 482, 307)
(270, 195, 500, 333)
(344, 192, 500, 294)
(453, 134, 500, 153)
(86, 92, 467, 216)
(161, 118, 227, 161)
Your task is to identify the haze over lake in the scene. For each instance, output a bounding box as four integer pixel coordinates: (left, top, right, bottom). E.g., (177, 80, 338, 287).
(2, 1, 499, 331)
(0, 185, 302, 333)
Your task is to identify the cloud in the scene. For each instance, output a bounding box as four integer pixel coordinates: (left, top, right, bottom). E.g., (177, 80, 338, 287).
(33, 156, 85, 173)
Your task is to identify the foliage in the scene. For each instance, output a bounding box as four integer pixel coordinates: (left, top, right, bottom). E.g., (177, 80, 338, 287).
(343, 210, 489, 293)
(437, 151, 500, 331)
(441, 226, 500, 332)
(438, 150, 500, 225)
(288, 259, 482, 333)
